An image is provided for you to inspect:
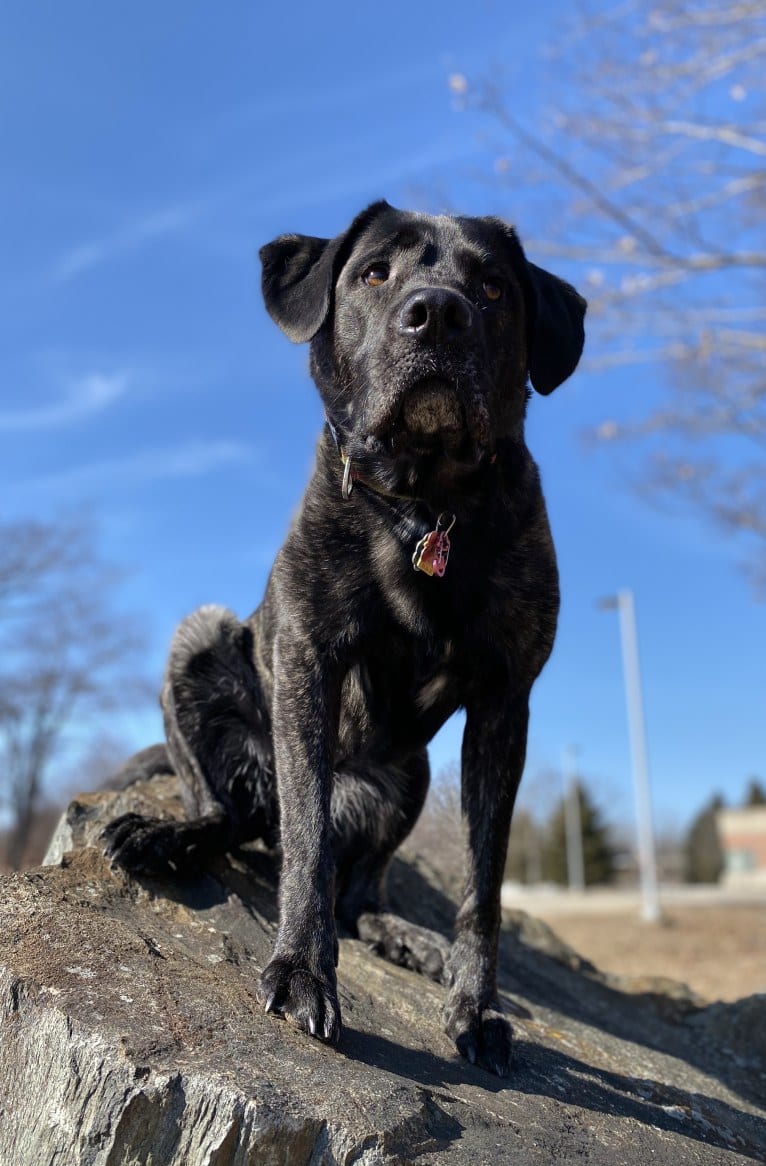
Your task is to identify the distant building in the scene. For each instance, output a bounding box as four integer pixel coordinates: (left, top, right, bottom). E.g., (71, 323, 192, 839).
(716, 806, 766, 885)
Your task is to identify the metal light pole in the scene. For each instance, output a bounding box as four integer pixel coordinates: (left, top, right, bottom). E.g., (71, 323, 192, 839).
(562, 744, 585, 892)
(598, 588, 661, 923)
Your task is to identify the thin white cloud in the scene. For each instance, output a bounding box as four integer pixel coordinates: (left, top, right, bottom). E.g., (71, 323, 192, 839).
(49, 201, 202, 285)
(45, 124, 484, 293)
(0, 372, 129, 432)
(22, 439, 254, 498)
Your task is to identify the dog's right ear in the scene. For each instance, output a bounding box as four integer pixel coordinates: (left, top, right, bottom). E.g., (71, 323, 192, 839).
(260, 233, 342, 344)
(260, 201, 391, 343)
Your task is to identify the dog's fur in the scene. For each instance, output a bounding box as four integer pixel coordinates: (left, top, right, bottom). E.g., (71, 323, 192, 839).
(103, 201, 586, 1076)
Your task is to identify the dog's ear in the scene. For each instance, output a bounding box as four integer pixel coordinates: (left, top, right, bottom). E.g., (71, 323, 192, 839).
(483, 219, 586, 395)
(260, 201, 392, 343)
(524, 261, 587, 395)
(260, 233, 343, 343)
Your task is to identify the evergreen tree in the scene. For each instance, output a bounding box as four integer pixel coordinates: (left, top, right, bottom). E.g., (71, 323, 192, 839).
(684, 796, 724, 883)
(504, 808, 542, 885)
(744, 778, 766, 807)
(541, 783, 617, 887)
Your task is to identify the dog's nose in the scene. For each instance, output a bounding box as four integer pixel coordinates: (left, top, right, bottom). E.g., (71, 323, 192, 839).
(398, 288, 474, 340)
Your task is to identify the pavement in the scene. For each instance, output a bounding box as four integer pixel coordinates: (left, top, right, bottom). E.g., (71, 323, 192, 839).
(501, 880, 766, 917)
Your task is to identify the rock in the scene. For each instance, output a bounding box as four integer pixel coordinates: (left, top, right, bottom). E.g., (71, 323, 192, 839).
(0, 773, 763, 1165)
(686, 995, 766, 1071)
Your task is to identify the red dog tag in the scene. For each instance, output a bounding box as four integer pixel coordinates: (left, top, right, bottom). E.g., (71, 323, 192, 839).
(412, 513, 455, 578)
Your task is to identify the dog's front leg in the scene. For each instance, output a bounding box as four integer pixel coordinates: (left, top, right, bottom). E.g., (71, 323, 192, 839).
(258, 634, 342, 1044)
(443, 691, 530, 1077)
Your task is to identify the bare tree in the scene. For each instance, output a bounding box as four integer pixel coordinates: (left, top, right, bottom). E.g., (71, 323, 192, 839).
(408, 762, 566, 891)
(453, 0, 766, 589)
(405, 763, 467, 897)
(0, 519, 148, 868)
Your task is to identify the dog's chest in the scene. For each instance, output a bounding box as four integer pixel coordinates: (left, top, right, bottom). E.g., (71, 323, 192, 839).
(338, 629, 458, 756)
(368, 511, 490, 639)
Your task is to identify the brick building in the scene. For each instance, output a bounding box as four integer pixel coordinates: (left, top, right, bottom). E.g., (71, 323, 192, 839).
(716, 805, 766, 885)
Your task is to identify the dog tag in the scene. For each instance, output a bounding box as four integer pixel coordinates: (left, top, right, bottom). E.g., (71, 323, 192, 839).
(412, 513, 455, 578)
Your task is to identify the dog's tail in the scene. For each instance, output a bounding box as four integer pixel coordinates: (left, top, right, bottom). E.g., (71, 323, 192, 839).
(100, 743, 174, 791)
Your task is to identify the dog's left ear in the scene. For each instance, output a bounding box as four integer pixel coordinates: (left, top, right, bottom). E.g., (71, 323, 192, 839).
(524, 261, 587, 395)
(260, 201, 391, 343)
(485, 219, 587, 395)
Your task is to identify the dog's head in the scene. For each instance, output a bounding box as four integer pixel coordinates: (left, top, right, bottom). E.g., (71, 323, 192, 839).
(260, 201, 586, 498)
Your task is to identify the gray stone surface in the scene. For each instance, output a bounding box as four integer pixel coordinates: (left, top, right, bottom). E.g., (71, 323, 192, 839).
(0, 774, 764, 1165)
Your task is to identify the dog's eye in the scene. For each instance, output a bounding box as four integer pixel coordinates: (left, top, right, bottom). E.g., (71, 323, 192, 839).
(362, 265, 389, 287)
(483, 280, 503, 302)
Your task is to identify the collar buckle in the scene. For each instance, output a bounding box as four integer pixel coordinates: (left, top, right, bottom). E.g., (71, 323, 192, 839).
(341, 452, 354, 500)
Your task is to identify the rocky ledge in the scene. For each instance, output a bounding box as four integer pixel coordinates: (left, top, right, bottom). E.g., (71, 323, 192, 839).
(0, 773, 764, 1164)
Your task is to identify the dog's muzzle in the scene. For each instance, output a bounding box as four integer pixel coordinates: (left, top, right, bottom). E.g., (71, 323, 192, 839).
(401, 379, 464, 444)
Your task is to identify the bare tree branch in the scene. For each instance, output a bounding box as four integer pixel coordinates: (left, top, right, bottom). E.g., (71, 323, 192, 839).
(460, 0, 766, 589)
(0, 517, 149, 868)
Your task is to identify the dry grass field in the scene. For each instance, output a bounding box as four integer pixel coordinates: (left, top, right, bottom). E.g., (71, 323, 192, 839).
(524, 898, 766, 1003)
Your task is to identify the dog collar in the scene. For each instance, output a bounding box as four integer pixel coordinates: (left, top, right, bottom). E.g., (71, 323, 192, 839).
(339, 448, 415, 505)
(343, 450, 457, 579)
(326, 415, 456, 578)
(346, 450, 456, 577)
(326, 415, 406, 502)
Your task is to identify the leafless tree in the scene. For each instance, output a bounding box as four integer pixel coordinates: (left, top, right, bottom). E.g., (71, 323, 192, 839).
(452, 0, 766, 589)
(0, 518, 148, 868)
(408, 762, 566, 890)
(405, 763, 467, 897)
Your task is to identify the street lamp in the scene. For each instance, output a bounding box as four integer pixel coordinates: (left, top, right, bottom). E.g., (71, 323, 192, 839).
(598, 588, 661, 923)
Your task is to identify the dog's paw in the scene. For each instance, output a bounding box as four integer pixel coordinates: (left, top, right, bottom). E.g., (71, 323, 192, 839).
(443, 995, 513, 1077)
(258, 957, 341, 1045)
(101, 813, 181, 875)
(356, 911, 450, 982)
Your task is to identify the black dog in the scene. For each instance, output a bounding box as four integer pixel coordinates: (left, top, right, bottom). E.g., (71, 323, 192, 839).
(103, 201, 585, 1076)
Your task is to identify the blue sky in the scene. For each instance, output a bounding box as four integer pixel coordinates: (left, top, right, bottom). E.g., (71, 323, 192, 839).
(2, 1, 763, 838)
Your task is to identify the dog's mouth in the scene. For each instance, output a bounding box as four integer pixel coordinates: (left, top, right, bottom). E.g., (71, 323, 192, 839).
(337, 375, 494, 498)
(360, 377, 486, 463)
(393, 378, 464, 454)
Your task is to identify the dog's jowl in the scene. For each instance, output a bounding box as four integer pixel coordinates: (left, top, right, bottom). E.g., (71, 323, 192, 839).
(103, 202, 586, 1076)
